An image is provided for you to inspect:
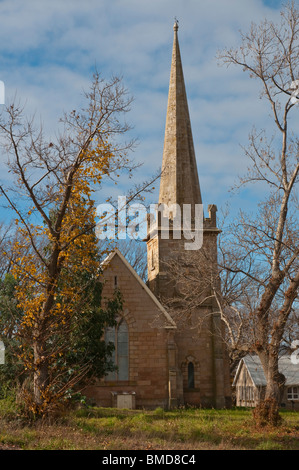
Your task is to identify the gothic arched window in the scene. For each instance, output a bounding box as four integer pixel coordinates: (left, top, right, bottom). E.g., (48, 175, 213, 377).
(188, 362, 195, 389)
(105, 319, 129, 381)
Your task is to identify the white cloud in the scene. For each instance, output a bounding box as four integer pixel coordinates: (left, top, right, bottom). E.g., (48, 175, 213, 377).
(0, 0, 292, 221)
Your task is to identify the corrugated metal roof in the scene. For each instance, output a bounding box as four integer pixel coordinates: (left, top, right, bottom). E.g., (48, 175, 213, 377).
(243, 356, 267, 386)
(235, 355, 299, 386)
(278, 356, 299, 385)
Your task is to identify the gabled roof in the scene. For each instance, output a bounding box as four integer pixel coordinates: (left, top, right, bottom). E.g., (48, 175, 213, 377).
(233, 355, 299, 387)
(101, 248, 176, 329)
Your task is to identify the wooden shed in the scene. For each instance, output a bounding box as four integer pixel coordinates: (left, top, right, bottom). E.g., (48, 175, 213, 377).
(233, 355, 299, 411)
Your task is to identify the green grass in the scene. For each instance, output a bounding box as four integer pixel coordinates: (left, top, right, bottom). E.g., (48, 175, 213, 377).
(0, 400, 298, 450)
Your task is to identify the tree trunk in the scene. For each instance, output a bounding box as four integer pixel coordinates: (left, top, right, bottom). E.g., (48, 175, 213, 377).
(32, 281, 56, 412)
(253, 351, 284, 427)
(33, 340, 49, 410)
(264, 353, 285, 403)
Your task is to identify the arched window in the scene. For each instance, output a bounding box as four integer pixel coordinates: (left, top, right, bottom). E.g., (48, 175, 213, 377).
(188, 362, 195, 389)
(105, 319, 129, 381)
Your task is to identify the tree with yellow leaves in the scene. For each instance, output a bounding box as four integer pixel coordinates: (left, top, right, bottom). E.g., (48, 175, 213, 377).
(0, 73, 147, 416)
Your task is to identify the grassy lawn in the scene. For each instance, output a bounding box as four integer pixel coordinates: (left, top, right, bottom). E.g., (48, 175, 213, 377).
(0, 399, 298, 450)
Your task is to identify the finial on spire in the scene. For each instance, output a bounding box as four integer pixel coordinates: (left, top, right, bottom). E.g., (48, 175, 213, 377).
(174, 17, 179, 31)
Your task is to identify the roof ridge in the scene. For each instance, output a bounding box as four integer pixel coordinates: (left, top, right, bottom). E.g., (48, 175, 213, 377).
(102, 248, 176, 329)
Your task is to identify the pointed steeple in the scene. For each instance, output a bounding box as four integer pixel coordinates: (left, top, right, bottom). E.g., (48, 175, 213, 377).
(159, 21, 202, 210)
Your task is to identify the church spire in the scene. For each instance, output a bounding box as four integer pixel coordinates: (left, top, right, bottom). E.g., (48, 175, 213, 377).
(159, 21, 202, 209)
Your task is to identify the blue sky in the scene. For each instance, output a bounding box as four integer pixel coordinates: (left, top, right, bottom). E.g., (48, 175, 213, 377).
(0, 0, 296, 225)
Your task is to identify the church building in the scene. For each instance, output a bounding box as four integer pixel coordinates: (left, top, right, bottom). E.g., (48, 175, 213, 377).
(83, 22, 232, 410)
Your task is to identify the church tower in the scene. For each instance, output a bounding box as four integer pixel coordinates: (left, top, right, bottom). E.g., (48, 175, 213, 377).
(146, 21, 231, 408)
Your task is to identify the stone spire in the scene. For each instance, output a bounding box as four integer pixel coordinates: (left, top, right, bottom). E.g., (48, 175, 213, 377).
(159, 21, 202, 210)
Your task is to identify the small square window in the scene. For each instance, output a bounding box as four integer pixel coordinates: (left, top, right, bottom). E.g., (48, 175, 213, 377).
(287, 386, 299, 400)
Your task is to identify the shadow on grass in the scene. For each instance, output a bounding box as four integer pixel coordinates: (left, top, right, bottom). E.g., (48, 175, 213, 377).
(1, 401, 298, 450)
(72, 406, 299, 450)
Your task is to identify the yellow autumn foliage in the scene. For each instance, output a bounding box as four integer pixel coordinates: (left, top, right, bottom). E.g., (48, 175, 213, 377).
(11, 137, 117, 380)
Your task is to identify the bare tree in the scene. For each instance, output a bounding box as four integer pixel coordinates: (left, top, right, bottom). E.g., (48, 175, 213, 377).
(0, 72, 155, 415)
(164, 3, 299, 423)
(217, 1, 299, 416)
(163, 242, 256, 374)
